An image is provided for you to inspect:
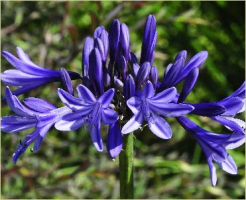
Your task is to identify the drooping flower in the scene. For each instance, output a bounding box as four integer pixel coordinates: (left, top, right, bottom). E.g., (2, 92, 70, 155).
(1, 47, 81, 96)
(55, 84, 119, 152)
(1, 87, 71, 163)
(122, 81, 194, 139)
(177, 116, 245, 186)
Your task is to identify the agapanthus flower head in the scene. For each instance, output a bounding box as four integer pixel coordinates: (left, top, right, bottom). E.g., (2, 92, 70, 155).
(1, 14, 244, 188)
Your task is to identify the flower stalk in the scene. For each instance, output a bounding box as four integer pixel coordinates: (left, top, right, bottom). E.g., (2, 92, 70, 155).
(119, 132, 134, 199)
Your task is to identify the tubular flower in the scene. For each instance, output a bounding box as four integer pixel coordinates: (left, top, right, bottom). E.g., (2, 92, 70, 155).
(55, 84, 119, 152)
(122, 81, 194, 139)
(177, 116, 245, 186)
(1, 87, 71, 163)
(1, 47, 80, 96)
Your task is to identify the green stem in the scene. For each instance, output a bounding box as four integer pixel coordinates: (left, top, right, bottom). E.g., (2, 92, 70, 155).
(119, 132, 134, 199)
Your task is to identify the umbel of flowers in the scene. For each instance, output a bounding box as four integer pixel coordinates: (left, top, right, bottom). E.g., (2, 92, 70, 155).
(1, 14, 245, 188)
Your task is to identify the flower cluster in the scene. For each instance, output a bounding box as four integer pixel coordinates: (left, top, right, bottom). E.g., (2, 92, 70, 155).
(1, 14, 245, 186)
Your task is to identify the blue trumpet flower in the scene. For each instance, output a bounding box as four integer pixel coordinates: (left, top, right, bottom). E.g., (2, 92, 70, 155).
(177, 116, 245, 186)
(55, 84, 119, 152)
(1, 47, 81, 96)
(1, 87, 71, 163)
(122, 81, 194, 139)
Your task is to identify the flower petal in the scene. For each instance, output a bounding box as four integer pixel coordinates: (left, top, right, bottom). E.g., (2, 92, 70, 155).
(98, 88, 115, 108)
(189, 102, 226, 116)
(102, 108, 119, 125)
(219, 97, 244, 116)
(151, 87, 177, 103)
(23, 97, 57, 113)
(122, 111, 144, 134)
(148, 114, 172, 139)
(1, 69, 55, 86)
(224, 82, 245, 100)
(207, 157, 217, 187)
(149, 102, 194, 117)
(5, 87, 36, 116)
(106, 120, 123, 158)
(90, 123, 103, 152)
(1, 116, 37, 133)
(58, 88, 88, 111)
(60, 68, 74, 95)
(142, 81, 155, 98)
(127, 97, 141, 114)
(179, 67, 199, 103)
(2, 50, 59, 77)
(55, 117, 86, 131)
(211, 116, 244, 134)
(77, 84, 96, 103)
(16, 47, 41, 67)
(12, 128, 40, 163)
(218, 155, 237, 174)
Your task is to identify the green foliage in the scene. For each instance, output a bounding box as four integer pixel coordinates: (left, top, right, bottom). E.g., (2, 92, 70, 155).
(1, 1, 245, 199)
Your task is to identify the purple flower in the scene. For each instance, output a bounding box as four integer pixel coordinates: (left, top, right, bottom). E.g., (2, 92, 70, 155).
(177, 116, 245, 186)
(55, 84, 119, 152)
(1, 47, 80, 96)
(122, 81, 194, 139)
(158, 50, 208, 92)
(1, 87, 71, 163)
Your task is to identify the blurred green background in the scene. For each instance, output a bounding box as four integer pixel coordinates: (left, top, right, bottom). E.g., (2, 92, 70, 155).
(1, 1, 245, 199)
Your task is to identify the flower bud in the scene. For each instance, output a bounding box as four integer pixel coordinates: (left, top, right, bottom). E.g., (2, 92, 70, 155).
(117, 55, 127, 81)
(89, 48, 103, 95)
(94, 26, 105, 39)
(136, 62, 151, 89)
(124, 74, 135, 100)
(150, 66, 158, 89)
(94, 38, 106, 62)
(114, 77, 124, 93)
(109, 19, 120, 63)
(103, 67, 111, 88)
(99, 30, 109, 62)
(82, 37, 94, 77)
(120, 23, 130, 61)
(179, 67, 199, 103)
(59, 68, 73, 95)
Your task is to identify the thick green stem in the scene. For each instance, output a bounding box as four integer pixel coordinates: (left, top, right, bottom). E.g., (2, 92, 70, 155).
(119, 132, 134, 199)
